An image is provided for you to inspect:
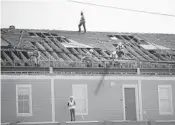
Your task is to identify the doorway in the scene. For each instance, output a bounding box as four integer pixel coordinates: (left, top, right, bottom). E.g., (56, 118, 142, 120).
(122, 84, 139, 121)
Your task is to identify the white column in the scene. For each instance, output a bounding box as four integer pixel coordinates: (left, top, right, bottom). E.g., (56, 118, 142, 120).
(51, 78, 55, 122)
(137, 68, 140, 75)
(50, 67, 53, 74)
(138, 79, 143, 121)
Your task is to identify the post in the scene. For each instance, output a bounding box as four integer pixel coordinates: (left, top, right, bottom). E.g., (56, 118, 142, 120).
(138, 80, 143, 121)
(137, 68, 140, 75)
(49, 67, 53, 74)
(51, 78, 55, 122)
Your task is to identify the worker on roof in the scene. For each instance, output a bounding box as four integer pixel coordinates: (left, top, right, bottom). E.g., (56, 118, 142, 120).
(78, 11, 86, 33)
(110, 43, 125, 60)
(116, 42, 125, 59)
(111, 50, 118, 59)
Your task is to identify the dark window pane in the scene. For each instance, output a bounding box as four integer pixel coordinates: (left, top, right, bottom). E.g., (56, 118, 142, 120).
(18, 101, 29, 113)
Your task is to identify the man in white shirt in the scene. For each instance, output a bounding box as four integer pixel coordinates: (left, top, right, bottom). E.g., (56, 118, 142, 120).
(67, 96, 76, 121)
(111, 50, 118, 59)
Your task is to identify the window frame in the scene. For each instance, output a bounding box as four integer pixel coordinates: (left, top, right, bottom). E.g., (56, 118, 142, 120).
(158, 85, 173, 115)
(16, 84, 32, 116)
(72, 84, 88, 115)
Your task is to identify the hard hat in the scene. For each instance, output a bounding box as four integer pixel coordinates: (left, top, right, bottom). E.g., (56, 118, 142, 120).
(119, 42, 122, 46)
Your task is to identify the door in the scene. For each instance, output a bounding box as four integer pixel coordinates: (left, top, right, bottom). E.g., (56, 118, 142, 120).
(124, 87, 137, 121)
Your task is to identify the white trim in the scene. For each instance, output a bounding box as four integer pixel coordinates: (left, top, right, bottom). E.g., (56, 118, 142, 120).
(66, 121, 99, 123)
(0, 74, 2, 122)
(138, 80, 143, 121)
(16, 85, 18, 116)
(16, 84, 32, 116)
(158, 85, 173, 115)
(2, 75, 175, 80)
(51, 78, 55, 122)
(109, 120, 144, 122)
(156, 120, 175, 122)
(1, 122, 59, 125)
(122, 84, 139, 121)
(122, 85, 126, 121)
(72, 84, 88, 115)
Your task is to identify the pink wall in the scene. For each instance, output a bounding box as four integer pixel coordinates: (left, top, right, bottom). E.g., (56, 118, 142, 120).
(1, 79, 52, 122)
(54, 79, 138, 121)
(1, 77, 175, 122)
(142, 80, 175, 120)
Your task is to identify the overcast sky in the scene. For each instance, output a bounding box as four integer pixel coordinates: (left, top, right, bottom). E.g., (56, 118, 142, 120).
(1, 0, 175, 33)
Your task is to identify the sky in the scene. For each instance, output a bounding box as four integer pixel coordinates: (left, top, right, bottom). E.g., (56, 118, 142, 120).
(1, 0, 175, 33)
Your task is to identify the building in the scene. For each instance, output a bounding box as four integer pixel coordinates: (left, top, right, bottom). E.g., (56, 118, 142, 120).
(1, 28, 175, 125)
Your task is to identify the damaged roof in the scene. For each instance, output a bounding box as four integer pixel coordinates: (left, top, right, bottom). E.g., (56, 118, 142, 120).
(1, 28, 175, 68)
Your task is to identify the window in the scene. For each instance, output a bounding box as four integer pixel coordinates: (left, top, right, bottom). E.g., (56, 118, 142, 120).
(72, 84, 88, 115)
(16, 84, 32, 116)
(158, 85, 173, 115)
(28, 32, 36, 37)
(110, 36, 118, 40)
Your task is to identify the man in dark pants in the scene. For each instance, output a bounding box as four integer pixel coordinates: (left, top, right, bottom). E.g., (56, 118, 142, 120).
(68, 96, 76, 121)
(78, 11, 86, 33)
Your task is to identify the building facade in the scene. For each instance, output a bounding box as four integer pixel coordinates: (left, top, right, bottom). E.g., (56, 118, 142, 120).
(1, 75, 175, 123)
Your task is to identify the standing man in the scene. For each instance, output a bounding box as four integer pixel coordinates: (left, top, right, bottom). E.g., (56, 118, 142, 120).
(68, 96, 76, 121)
(78, 11, 86, 33)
